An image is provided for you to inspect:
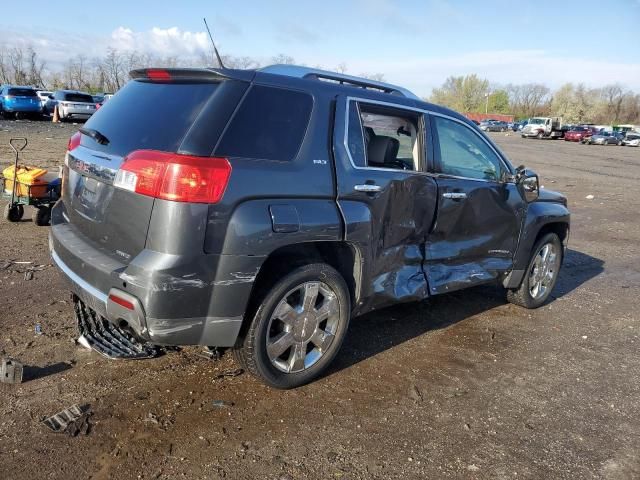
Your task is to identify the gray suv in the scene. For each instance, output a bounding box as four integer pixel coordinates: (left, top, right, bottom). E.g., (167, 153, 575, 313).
(50, 65, 570, 388)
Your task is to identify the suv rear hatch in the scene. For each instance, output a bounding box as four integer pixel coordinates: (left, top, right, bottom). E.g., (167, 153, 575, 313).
(62, 69, 250, 263)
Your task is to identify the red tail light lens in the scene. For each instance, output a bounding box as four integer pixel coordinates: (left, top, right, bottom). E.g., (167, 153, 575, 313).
(146, 69, 171, 81)
(67, 131, 81, 151)
(114, 150, 231, 204)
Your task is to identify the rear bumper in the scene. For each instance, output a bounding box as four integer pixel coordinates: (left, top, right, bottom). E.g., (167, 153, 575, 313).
(61, 107, 95, 117)
(50, 203, 263, 347)
(3, 104, 42, 113)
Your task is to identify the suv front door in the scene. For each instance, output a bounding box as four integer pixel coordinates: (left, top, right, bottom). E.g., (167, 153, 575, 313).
(333, 96, 438, 315)
(426, 114, 525, 294)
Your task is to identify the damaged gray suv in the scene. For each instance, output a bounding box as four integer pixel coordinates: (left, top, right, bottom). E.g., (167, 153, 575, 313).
(50, 65, 570, 388)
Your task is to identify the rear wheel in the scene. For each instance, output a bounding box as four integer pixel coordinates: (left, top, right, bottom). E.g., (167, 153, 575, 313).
(4, 203, 24, 222)
(234, 263, 351, 389)
(507, 233, 562, 309)
(32, 206, 51, 226)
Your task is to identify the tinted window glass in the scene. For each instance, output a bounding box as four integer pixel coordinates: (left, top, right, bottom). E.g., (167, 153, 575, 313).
(216, 85, 312, 161)
(83, 80, 218, 156)
(434, 116, 502, 181)
(64, 93, 94, 103)
(8, 88, 37, 97)
(347, 102, 366, 167)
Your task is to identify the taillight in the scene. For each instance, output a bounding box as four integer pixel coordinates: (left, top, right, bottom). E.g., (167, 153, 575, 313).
(68, 131, 81, 151)
(114, 150, 231, 204)
(146, 69, 171, 81)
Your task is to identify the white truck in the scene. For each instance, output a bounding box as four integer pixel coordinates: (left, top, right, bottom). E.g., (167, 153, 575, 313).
(521, 117, 564, 139)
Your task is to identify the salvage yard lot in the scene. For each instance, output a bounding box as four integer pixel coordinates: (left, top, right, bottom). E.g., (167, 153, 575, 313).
(0, 120, 639, 480)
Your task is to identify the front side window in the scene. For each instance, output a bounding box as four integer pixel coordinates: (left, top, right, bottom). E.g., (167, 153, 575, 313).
(434, 116, 503, 181)
(346, 100, 421, 171)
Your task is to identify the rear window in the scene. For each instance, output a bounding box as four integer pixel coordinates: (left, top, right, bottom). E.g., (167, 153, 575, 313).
(8, 88, 37, 97)
(64, 93, 94, 103)
(216, 85, 313, 161)
(82, 80, 218, 157)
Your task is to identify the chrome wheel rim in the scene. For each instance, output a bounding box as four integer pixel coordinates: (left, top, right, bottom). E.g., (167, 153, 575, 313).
(266, 281, 340, 373)
(528, 243, 558, 299)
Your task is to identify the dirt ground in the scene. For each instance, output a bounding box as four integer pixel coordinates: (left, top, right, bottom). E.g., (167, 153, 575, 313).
(0, 118, 638, 480)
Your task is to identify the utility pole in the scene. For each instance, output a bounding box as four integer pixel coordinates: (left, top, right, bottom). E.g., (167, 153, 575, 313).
(485, 92, 490, 115)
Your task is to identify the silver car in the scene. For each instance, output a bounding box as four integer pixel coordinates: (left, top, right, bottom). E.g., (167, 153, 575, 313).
(585, 131, 624, 145)
(45, 90, 97, 120)
(622, 133, 640, 147)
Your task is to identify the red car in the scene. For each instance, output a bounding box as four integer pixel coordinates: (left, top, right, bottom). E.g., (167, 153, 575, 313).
(564, 126, 598, 142)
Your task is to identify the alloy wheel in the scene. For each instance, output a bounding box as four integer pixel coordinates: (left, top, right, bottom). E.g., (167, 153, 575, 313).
(266, 281, 340, 373)
(528, 243, 558, 300)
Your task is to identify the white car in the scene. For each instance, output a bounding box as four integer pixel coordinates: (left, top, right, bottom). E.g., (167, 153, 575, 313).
(36, 90, 53, 109)
(622, 133, 640, 147)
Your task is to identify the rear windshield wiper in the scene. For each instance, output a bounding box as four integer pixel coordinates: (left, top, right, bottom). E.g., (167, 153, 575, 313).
(79, 127, 110, 146)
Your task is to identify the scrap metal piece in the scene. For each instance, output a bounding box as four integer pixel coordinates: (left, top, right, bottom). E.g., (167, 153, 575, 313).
(74, 298, 159, 360)
(0, 358, 24, 384)
(42, 404, 91, 436)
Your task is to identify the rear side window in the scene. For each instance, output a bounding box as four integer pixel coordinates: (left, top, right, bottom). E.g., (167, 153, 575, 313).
(8, 88, 37, 97)
(216, 85, 313, 161)
(64, 93, 94, 103)
(83, 81, 218, 157)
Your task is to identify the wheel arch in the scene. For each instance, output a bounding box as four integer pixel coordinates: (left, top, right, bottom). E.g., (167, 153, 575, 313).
(238, 241, 362, 338)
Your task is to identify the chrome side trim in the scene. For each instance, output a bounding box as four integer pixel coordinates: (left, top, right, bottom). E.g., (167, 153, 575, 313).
(51, 249, 108, 304)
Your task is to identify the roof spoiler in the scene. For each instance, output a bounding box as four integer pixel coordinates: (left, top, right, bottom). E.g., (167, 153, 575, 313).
(129, 68, 231, 83)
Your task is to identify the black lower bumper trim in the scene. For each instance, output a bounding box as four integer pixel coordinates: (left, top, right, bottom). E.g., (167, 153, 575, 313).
(74, 297, 159, 359)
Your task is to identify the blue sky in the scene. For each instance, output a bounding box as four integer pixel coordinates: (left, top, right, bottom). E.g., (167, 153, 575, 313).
(1, 0, 639, 95)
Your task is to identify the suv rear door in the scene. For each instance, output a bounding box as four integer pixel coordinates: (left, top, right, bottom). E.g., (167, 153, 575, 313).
(426, 114, 525, 293)
(333, 96, 438, 314)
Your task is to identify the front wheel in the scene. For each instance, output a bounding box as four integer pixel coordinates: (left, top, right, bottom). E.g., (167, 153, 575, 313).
(234, 263, 351, 389)
(507, 233, 562, 309)
(536, 132, 544, 139)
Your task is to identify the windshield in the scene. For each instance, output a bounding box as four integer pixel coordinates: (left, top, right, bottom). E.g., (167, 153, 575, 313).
(529, 118, 545, 125)
(571, 127, 587, 132)
(7, 88, 37, 97)
(64, 93, 94, 103)
(626, 134, 640, 140)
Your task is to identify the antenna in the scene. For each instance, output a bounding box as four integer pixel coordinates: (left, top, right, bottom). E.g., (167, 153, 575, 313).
(203, 17, 225, 69)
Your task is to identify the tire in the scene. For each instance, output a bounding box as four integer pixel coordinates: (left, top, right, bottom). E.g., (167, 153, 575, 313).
(234, 263, 351, 389)
(617, 140, 622, 146)
(507, 233, 563, 309)
(4, 203, 24, 222)
(32, 206, 51, 226)
(536, 131, 544, 139)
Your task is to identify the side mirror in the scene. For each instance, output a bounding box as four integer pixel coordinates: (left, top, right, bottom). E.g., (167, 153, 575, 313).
(517, 168, 539, 202)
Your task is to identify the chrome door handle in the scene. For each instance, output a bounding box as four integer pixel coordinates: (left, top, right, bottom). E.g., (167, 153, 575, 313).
(442, 192, 467, 199)
(354, 184, 382, 193)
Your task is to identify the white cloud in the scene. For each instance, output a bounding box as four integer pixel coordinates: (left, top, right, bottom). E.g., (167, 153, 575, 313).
(109, 26, 210, 56)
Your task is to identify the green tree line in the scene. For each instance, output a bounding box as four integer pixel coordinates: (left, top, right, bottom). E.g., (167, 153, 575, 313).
(428, 74, 640, 125)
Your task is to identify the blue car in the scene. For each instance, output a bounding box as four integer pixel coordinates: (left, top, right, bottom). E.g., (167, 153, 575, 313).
(0, 85, 43, 118)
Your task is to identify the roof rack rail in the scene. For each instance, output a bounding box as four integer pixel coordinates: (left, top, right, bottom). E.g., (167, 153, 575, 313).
(259, 64, 419, 100)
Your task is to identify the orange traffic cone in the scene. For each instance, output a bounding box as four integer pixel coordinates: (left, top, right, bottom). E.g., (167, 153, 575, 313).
(52, 105, 60, 123)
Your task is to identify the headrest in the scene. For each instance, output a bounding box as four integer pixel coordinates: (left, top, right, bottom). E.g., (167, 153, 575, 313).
(367, 136, 399, 167)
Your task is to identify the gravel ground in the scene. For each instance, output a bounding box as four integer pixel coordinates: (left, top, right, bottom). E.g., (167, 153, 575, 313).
(0, 119, 638, 480)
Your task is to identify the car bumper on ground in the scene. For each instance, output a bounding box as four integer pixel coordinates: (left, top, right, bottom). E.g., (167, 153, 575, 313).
(49, 204, 262, 348)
